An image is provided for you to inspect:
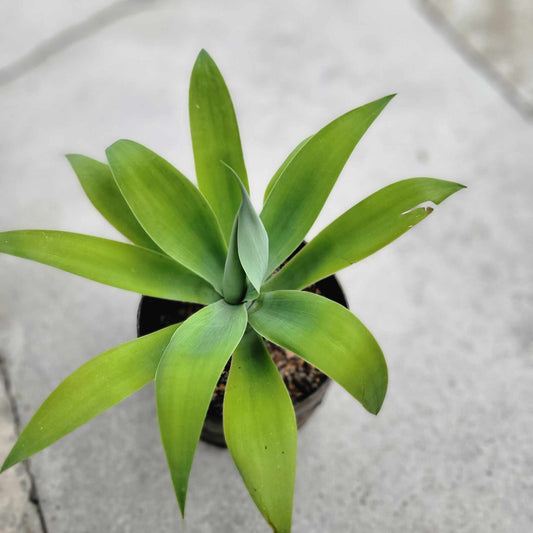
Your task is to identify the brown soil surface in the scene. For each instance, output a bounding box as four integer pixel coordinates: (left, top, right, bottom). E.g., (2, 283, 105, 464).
(206, 283, 327, 419)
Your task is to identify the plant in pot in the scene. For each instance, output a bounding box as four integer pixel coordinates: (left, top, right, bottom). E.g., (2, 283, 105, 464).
(0, 50, 464, 532)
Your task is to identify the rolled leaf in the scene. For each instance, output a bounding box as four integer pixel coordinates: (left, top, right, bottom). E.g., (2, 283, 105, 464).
(66, 154, 160, 251)
(1, 324, 179, 472)
(190, 49, 249, 243)
(106, 140, 227, 292)
(264, 178, 466, 291)
(156, 299, 247, 516)
(261, 95, 395, 274)
(0, 230, 220, 304)
(223, 163, 269, 293)
(263, 136, 312, 204)
(223, 216, 247, 304)
(224, 329, 297, 533)
(249, 291, 387, 415)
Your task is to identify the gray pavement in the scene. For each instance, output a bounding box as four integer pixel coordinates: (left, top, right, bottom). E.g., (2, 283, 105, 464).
(0, 369, 42, 532)
(423, 0, 533, 115)
(0, 1, 532, 532)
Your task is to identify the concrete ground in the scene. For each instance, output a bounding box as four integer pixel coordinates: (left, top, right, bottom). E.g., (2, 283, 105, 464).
(0, 1, 532, 532)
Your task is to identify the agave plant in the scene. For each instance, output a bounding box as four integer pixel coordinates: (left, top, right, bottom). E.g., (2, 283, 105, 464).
(0, 50, 464, 532)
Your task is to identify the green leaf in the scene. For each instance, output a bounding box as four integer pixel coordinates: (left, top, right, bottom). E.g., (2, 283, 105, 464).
(0, 230, 220, 304)
(249, 291, 387, 415)
(264, 178, 466, 291)
(1, 324, 179, 472)
(156, 299, 247, 516)
(261, 95, 395, 275)
(66, 154, 160, 251)
(224, 329, 297, 533)
(222, 163, 269, 293)
(263, 136, 312, 204)
(190, 49, 249, 243)
(243, 283, 259, 302)
(223, 216, 247, 304)
(106, 140, 227, 292)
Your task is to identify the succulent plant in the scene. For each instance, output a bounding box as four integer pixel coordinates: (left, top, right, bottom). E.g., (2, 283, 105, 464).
(0, 50, 464, 532)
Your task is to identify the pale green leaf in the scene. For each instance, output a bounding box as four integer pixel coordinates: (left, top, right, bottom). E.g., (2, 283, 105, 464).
(243, 283, 259, 302)
(261, 95, 395, 274)
(66, 154, 160, 251)
(156, 300, 247, 516)
(264, 178, 466, 291)
(1, 324, 179, 472)
(249, 291, 387, 414)
(263, 136, 312, 204)
(224, 329, 297, 533)
(222, 163, 269, 293)
(106, 140, 227, 292)
(190, 49, 248, 243)
(0, 230, 220, 304)
(222, 216, 247, 304)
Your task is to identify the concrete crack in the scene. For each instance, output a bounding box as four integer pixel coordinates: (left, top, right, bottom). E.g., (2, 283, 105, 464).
(0, 355, 49, 533)
(0, 0, 165, 88)
(417, 0, 533, 120)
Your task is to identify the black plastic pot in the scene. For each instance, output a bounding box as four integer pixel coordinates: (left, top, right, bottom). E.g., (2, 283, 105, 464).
(137, 273, 347, 447)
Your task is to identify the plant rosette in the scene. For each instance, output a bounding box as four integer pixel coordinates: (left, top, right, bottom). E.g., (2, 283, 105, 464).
(137, 244, 349, 447)
(0, 49, 465, 532)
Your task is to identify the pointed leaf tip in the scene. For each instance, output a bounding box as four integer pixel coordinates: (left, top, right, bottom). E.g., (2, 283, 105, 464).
(0, 324, 180, 472)
(156, 301, 247, 517)
(261, 94, 396, 274)
(224, 330, 296, 532)
(189, 54, 248, 242)
(248, 291, 388, 415)
(220, 160, 246, 192)
(198, 48, 210, 58)
(1, 455, 14, 473)
(178, 493, 186, 518)
(374, 93, 396, 111)
(265, 177, 467, 292)
(221, 163, 269, 293)
(66, 152, 160, 251)
(194, 49, 213, 69)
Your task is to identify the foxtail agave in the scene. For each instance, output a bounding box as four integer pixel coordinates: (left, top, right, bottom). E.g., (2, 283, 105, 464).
(0, 50, 464, 532)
